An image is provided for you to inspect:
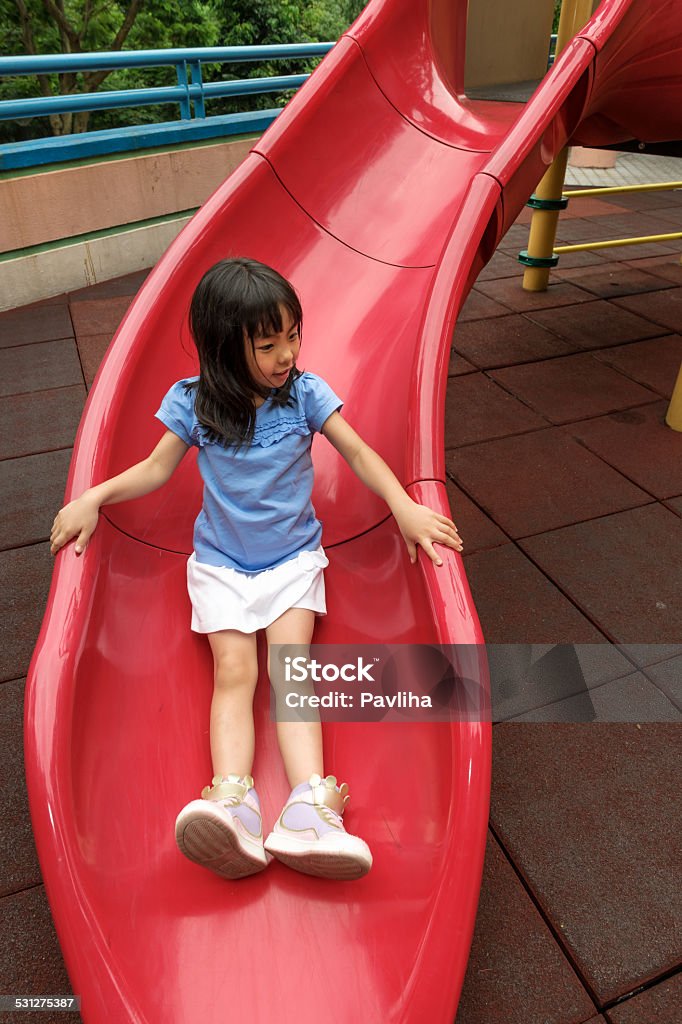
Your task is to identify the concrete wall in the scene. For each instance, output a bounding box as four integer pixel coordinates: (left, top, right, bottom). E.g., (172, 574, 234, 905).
(0, 137, 254, 309)
(465, 0, 555, 90)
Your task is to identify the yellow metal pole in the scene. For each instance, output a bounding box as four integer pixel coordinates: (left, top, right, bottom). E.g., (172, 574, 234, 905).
(665, 363, 682, 431)
(522, 0, 595, 291)
(563, 181, 682, 198)
(554, 231, 682, 253)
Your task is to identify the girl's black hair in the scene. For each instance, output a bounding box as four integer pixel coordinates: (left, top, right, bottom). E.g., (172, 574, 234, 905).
(184, 257, 303, 448)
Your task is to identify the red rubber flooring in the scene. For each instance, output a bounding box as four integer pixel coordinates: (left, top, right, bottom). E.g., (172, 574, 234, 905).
(1, 190, 681, 1023)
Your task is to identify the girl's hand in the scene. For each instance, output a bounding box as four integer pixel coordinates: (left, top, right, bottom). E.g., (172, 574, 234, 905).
(394, 500, 463, 566)
(50, 494, 100, 556)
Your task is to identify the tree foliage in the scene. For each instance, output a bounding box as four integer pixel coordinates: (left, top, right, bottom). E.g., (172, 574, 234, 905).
(0, 0, 370, 143)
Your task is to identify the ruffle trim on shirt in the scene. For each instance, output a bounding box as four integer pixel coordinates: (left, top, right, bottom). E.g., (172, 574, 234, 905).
(189, 412, 311, 449)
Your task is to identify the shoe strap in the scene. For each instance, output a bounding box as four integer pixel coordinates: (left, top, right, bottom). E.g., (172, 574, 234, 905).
(302, 773, 350, 816)
(202, 773, 254, 802)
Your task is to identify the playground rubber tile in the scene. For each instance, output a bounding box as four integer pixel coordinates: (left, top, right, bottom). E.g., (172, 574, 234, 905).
(561, 196, 629, 219)
(0, 544, 54, 683)
(617, 644, 682, 669)
(458, 289, 510, 322)
(611, 286, 682, 333)
(447, 351, 477, 376)
(0, 678, 42, 897)
(0, 301, 73, 350)
(606, 974, 682, 1024)
(474, 277, 594, 313)
(665, 495, 682, 517)
(593, 334, 682, 398)
(490, 722, 682, 1003)
(444, 374, 546, 448)
(0, 450, 72, 551)
(588, 211, 681, 239)
(643, 655, 682, 711)
(0, 385, 84, 460)
(456, 833, 596, 1024)
(526, 299, 669, 349)
(598, 241, 681, 260)
(462, 544, 607, 644)
(567, 401, 682, 498)
(489, 353, 659, 425)
(610, 189, 682, 211)
(507, 670, 681, 723)
(0, 887, 76, 1012)
(642, 204, 682, 227)
(446, 428, 650, 538)
(476, 251, 524, 281)
(77, 331, 114, 389)
(555, 264, 676, 298)
(626, 254, 682, 284)
(452, 314, 575, 368)
(547, 248, 607, 269)
(545, 216, 613, 242)
(519, 505, 682, 644)
(444, 478, 507, 554)
(495, 224, 530, 250)
(68, 268, 149, 301)
(0, 338, 83, 398)
(69, 294, 133, 337)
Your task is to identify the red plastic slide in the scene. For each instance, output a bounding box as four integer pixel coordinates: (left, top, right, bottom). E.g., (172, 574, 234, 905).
(25, 1, 682, 1020)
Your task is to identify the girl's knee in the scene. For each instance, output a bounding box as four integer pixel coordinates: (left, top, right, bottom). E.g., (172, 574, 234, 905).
(212, 649, 258, 692)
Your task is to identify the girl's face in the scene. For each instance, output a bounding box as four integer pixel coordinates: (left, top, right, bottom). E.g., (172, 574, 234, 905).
(246, 306, 301, 392)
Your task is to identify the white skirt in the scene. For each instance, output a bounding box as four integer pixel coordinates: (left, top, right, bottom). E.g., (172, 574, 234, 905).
(186, 546, 329, 634)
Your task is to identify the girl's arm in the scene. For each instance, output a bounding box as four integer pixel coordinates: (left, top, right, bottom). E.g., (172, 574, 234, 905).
(50, 430, 190, 556)
(320, 412, 462, 565)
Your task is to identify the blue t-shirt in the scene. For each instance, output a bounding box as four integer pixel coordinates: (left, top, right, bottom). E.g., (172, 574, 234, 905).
(155, 371, 343, 572)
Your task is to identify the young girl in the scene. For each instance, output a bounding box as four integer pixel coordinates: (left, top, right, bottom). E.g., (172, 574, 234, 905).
(50, 257, 463, 883)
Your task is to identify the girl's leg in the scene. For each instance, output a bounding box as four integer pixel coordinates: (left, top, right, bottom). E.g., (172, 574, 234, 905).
(207, 628, 259, 777)
(265, 607, 323, 788)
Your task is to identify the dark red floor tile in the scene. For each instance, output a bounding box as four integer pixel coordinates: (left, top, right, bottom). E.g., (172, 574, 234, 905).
(445, 478, 508, 554)
(453, 314, 575, 368)
(665, 495, 682, 517)
(496, 224, 531, 250)
(0, 385, 84, 460)
(611, 287, 682, 333)
(459, 289, 510, 322)
(592, 334, 682, 398)
(0, 338, 83, 398)
(0, 450, 72, 550)
(584, 212, 681, 239)
(0, 887, 78, 1020)
(606, 974, 682, 1024)
(490, 353, 659, 425)
(617, 644, 682, 668)
(567, 401, 682, 498)
(643, 655, 682, 711)
(0, 303, 73, 350)
(526, 299, 669, 349)
(598, 241, 681, 260)
(550, 217, 616, 243)
(67, 269, 149, 302)
(444, 374, 546, 448)
(448, 351, 477, 376)
(490, 644, 639, 724)
(462, 544, 607, 643)
(490, 723, 682, 1003)
(0, 545, 54, 682)
(644, 205, 682, 227)
(561, 196, 630, 220)
(77, 332, 114, 389)
(69, 294, 133, 337)
(456, 833, 597, 1024)
(475, 251, 524, 282)
(606, 190, 682, 211)
(0, 678, 42, 896)
(508, 670, 680, 723)
(446, 429, 650, 538)
(625, 255, 682, 285)
(554, 264, 675, 299)
(520, 505, 682, 643)
(475, 278, 594, 313)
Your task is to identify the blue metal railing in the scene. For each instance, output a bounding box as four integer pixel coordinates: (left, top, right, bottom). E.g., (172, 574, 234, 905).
(0, 44, 334, 171)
